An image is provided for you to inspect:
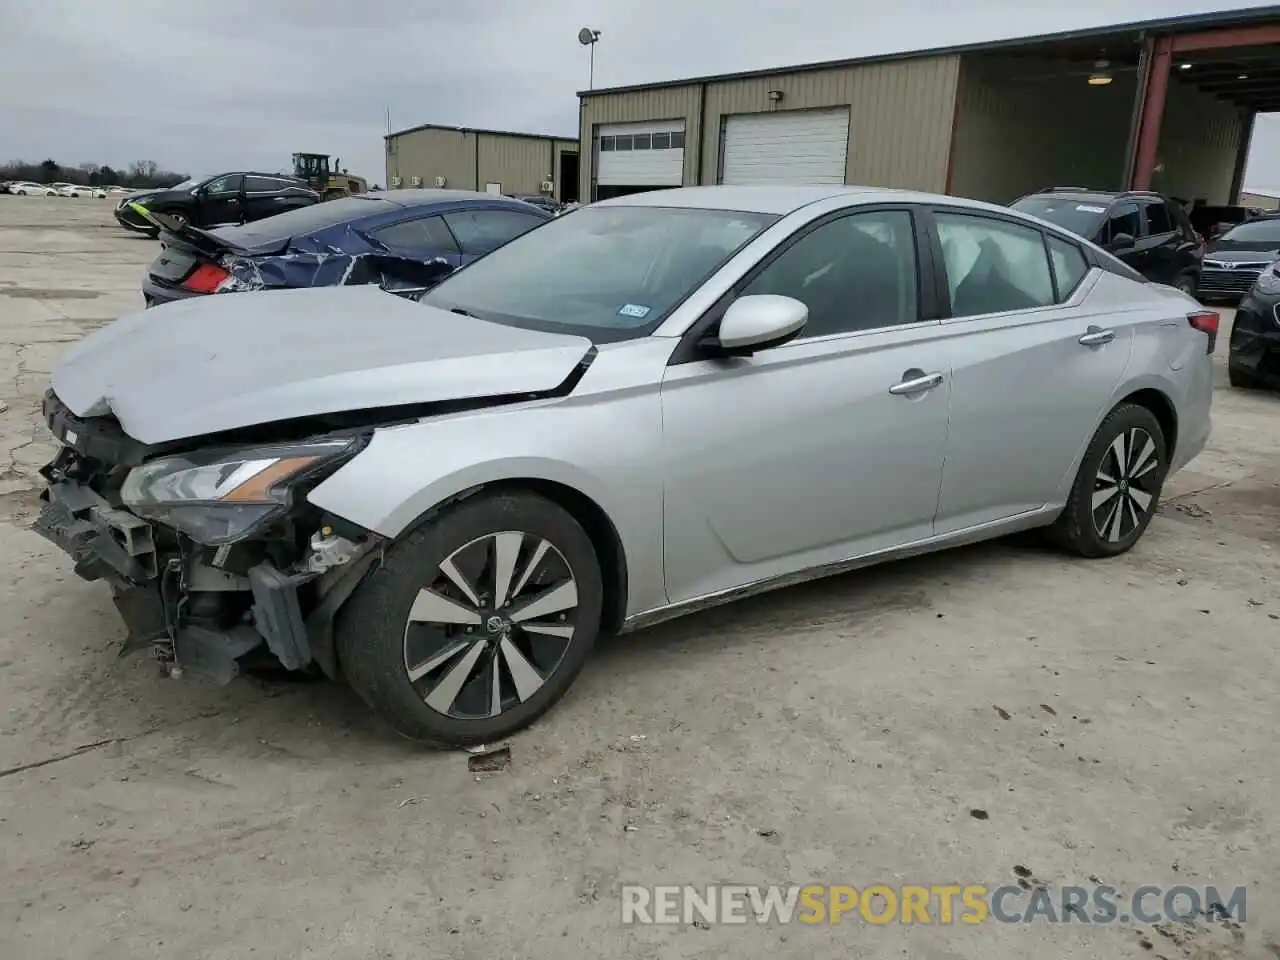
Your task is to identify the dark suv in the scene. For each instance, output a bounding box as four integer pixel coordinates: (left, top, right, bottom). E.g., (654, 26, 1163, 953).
(1010, 188, 1202, 295)
(114, 172, 320, 237)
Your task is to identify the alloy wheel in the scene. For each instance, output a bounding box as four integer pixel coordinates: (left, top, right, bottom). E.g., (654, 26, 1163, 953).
(402, 531, 580, 720)
(1092, 427, 1161, 542)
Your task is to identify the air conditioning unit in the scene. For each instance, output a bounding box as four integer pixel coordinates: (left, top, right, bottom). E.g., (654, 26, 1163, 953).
(541, 180, 554, 193)
(390, 177, 402, 187)
(410, 176, 422, 187)
(434, 176, 446, 187)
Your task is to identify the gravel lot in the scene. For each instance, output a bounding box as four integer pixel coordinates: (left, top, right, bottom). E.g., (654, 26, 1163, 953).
(1, 195, 1278, 960)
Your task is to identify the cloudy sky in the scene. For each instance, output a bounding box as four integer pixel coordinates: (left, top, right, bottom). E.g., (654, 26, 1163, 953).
(3, 0, 1278, 191)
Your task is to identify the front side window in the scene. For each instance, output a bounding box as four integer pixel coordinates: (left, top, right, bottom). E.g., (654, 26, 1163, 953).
(740, 210, 919, 336)
(441, 209, 546, 255)
(935, 212, 1054, 317)
(420, 205, 777, 342)
(203, 174, 243, 195)
(1143, 201, 1172, 236)
(1101, 203, 1141, 244)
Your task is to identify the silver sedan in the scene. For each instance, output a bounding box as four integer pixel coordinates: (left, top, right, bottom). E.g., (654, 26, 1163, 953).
(37, 185, 1215, 745)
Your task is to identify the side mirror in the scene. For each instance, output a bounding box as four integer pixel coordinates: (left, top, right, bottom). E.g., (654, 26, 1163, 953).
(701, 294, 808, 358)
(1107, 232, 1135, 252)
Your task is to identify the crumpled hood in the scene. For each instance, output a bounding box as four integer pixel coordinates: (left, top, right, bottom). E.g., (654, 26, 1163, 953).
(52, 285, 593, 444)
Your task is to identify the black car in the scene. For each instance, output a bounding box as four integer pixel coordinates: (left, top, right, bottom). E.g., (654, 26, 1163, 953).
(114, 172, 320, 236)
(1198, 215, 1280, 304)
(1223, 220, 1280, 390)
(1010, 188, 1202, 294)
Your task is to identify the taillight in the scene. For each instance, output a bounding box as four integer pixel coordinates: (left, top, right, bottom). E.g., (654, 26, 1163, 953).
(1188, 309, 1219, 353)
(181, 262, 231, 294)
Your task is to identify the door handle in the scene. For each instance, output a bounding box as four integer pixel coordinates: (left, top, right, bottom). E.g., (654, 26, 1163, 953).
(1078, 326, 1116, 346)
(888, 371, 945, 396)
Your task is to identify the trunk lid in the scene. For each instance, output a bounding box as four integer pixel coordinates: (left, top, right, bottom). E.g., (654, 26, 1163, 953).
(52, 286, 593, 445)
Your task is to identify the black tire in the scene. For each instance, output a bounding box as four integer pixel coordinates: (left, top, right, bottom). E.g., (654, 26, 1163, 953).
(336, 491, 603, 745)
(1174, 274, 1197, 298)
(1047, 403, 1168, 558)
(1228, 365, 1262, 390)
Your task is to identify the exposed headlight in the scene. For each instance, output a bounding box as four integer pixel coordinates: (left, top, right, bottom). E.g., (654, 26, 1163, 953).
(121, 437, 362, 545)
(1254, 262, 1280, 296)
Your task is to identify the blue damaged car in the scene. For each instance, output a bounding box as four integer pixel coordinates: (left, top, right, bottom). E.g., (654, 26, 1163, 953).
(140, 189, 551, 307)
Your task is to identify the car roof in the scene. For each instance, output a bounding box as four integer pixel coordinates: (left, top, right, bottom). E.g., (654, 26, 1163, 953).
(595, 184, 1064, 218)
(375, 188, 541, 209)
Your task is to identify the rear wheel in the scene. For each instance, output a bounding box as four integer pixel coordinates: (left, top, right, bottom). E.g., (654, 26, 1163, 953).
(1048, 403, 1168, 558)
(337, 491, 603, 745)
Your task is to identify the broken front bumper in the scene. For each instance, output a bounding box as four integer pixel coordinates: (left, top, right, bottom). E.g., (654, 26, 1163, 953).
(33, 472, 325, 684)
(1229, 293, 1280, 388)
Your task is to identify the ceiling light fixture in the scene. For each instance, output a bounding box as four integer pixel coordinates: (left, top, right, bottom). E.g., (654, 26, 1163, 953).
(1179, 63, 1192, 70)
(1238, 73, 1249, 80)
(1087, 60, 1113, 85)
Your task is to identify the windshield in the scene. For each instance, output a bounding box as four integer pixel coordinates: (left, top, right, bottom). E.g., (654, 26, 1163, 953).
(1217, 218, 1280, 244)
(1009, 196, 1108, 239)
(420, 205, 778, 341)
(169, 179, 198, 191)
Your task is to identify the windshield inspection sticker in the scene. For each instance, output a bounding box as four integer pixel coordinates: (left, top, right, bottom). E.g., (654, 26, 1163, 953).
(1076, 204, 1108, 214)
(618, 303, 652, 320)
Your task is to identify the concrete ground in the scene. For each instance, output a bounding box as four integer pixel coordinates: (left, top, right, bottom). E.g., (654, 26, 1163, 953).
(1, 195, 1278, 960)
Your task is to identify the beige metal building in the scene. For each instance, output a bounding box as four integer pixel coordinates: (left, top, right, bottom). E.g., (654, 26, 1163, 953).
(385, 124, 580, 202)
(577, 8, 1280, 207)
(1241, 188, 1280, 210)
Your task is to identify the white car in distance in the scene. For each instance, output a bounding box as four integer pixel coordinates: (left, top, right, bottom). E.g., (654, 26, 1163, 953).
(10, 182, 58, 196)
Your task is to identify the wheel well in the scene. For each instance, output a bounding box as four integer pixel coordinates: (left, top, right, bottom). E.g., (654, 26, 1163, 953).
(475, 479, 629, 637)
(1120, 388, 1178, 458)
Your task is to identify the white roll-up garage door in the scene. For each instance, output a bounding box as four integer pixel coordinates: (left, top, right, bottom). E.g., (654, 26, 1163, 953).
(721, 109, 850, 185)
(597, 120, 685, 186)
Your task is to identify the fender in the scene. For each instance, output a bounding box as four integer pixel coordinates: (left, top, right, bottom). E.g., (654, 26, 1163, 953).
(306, 341, 674, 618)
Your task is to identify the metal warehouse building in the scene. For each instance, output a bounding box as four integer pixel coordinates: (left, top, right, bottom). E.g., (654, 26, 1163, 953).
(385, 123, 580, 202)
(577, 7, 1280, 207)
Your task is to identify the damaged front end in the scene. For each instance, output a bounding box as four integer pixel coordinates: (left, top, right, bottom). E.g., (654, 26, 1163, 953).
(32, 390, 382, 684)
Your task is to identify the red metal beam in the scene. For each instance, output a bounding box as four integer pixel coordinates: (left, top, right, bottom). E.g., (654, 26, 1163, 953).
(1170, 23, 1280, 53)
(1130, 37, 1172, 191)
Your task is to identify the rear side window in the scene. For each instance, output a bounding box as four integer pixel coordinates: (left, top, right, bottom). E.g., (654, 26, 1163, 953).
(371, 215, 460, 253)
(442, 209, 546, 255)
(1101, 203, 1141, 243)
(935, 212, 1054, 317)
(212, 196, 392, 245)
(1047, 235, 1089, 301)
(1143, 201, 1172, 236)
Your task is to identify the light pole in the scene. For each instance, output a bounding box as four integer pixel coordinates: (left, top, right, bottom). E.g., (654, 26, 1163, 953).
(578, 27, 601, 89)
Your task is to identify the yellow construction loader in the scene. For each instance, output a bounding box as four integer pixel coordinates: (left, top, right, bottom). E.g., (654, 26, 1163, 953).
(292, 153, 368, 200)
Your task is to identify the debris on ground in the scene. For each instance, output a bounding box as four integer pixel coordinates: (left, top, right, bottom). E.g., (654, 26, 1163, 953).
(969, 809, 989, 821)
(993, 705, 1012, 720)
(467, 745, 512, 774)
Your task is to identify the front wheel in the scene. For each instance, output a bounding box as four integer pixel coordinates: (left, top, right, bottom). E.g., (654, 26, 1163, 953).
(1048, 403, 1168, 558)
(337, 491, 603, 745)
(1173, 274, 1197, 298)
